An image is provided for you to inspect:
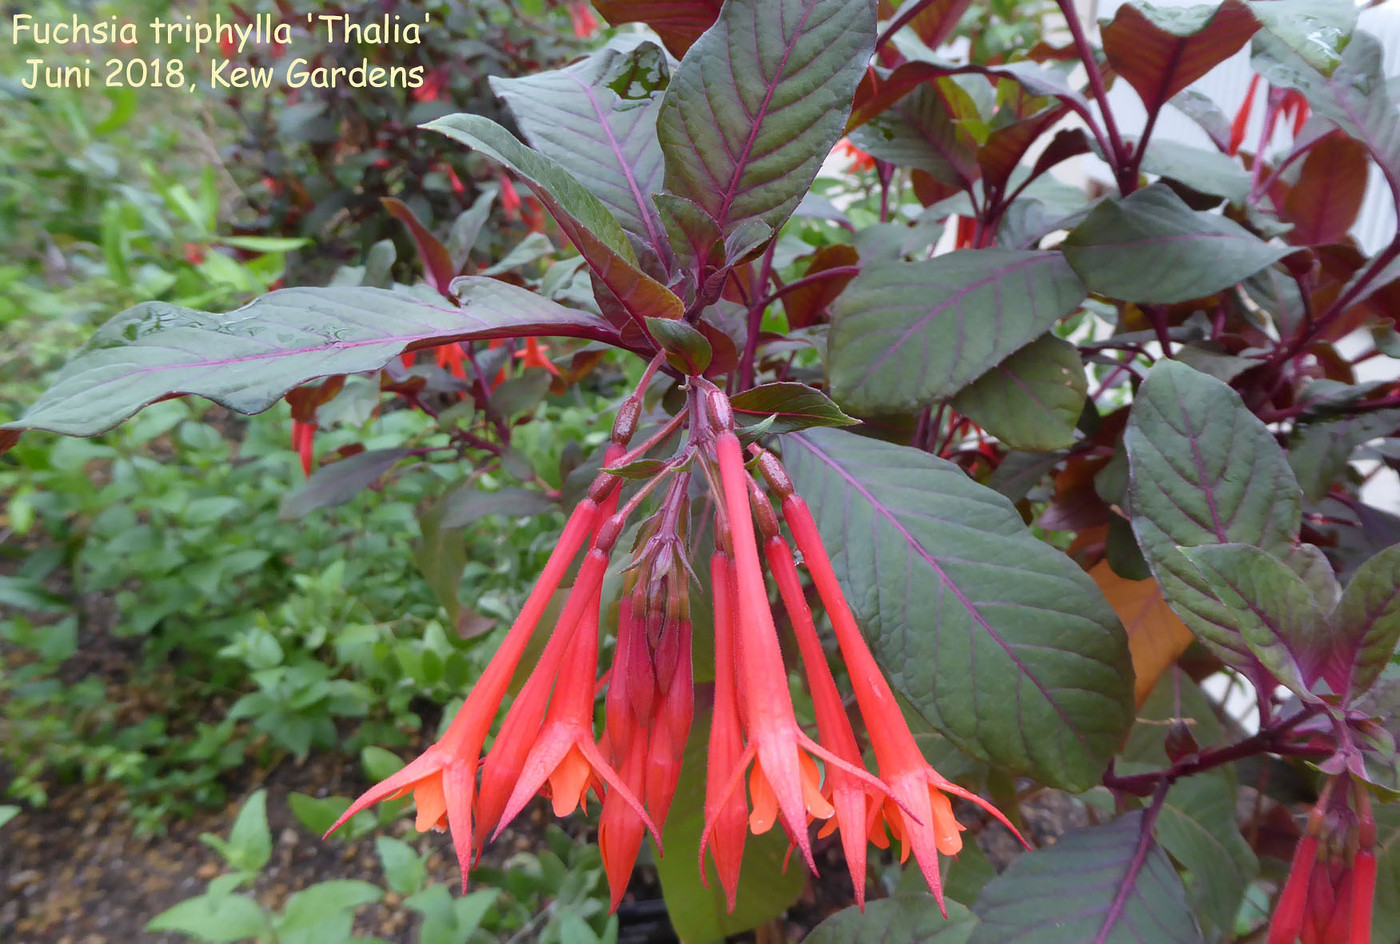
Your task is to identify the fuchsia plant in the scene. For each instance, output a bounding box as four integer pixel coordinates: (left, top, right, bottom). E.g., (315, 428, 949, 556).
(7, 0, 1400, 939)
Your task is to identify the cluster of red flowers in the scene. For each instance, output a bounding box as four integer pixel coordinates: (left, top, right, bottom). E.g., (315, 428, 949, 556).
(329, 375, 1023, 912)
(1268, 777, 1377, 944)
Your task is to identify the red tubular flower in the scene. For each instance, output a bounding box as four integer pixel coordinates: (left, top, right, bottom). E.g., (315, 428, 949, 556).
(598, 596, 655, 908)
(569, 1, 599, 38)
(834, 137, 876, 173)
(702, 549, 750, 911)
(492, 567, 655, 836)
(1266, 778, 1377, 944)
(780, 488, 1027, 914)
(710, 430, 884, 872)
(291, 420, 315, 477)
(764, 532, 880, 909)
(1229, 74, 1262, 156)
(436, 342, 467, 381)
(326, 493, 607, 886)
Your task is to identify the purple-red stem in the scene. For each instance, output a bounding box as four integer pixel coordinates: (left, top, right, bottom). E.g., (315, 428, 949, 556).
(739, 239, 779, 390)
(1056, 0, 1132, 192)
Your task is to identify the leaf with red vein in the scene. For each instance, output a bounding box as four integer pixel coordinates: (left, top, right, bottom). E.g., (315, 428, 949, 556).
(968, 812, 1204, 944)
(425, 114, 682, 327)
(491, 41, 672, 267)
(3, 281, 623, 446)
(827, 249, 1087, 414)
(1102, 0, 1258, 123)
(1282, 133, 1369, 245)
(1124, 359, 1303, 678)
(592, 0, 724, 57)
(782, 428, 1133, 790)
(656, 0, 875, 244)
(382, 198, 457, 297)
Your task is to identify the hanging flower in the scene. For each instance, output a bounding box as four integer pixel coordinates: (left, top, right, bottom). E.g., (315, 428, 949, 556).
(329, 372, 1023, 914)
(1268, 777, 1377, 944)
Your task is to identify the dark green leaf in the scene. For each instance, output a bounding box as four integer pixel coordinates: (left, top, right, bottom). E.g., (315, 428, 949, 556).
(490, 371, 554, 418)
(1333, 543, 1400, 698)
(603, 457, 672, 479)
(1133, 138, 1251, 203)
(1372, 801, 1400, 943)
(1153, 774, 1258, 937)
(1178, 544, 1324, 698)
(413, 498, 467, 622)
(424, 114, 682, 324)
(439, 486, 556, 530)
(828, 250, 1087, 414)
(783, 429, 1133, 790)
(1124, 359, 1302, 674)
(1289, 409, 1400, 501)
(1061, 183, 1291, 303)
(730, 382, 858, 436)
(491, 41, 671, 263)
(4, 282, 620, 443)
(376, 837, 428, 897)
(807, 895, 977, 944)
(278, 449, 413, 520)
(969, 813, 1204, 944)
(951, 334, 1087, 452)
(656, 0, 876, 238)
(647, 316, 712, 374)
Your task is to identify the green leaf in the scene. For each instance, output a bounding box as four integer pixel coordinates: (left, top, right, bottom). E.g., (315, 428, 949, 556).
(1178, 544, 1324, 698)
(729, 382, 858, 436)
(968, 812, 1204, 944)
(657, 708, 805, 942)
(656, 0, 876, 240)
(847, 79, 980, 189)
(782, 428, 1133, 790)
(647, 316, 712, 374)
(147, 893, 267, 942)
(289, 793, 355, 838)
(406, 885, 500, 944)
(827, 250, 1087, 414)
(1252, 31, 1397, 186)
(4, 282, 620, 444)
(1132, 138, 1252, 203)
(1061, 183, 1291, 304)
(279, 448, 414, 520)
(1246, 0, 1357, 76)
(492, 40, 671, 263)
(1124, 359, 1302, 674)
(1288, 409, 1400, 501)
(376, 837, 428, 896)
(361, 745, 405, 782)
(1333, 544, 1400, 698)
(0, 806, 20, 830)
(1156, 773, 1258, 935)
(951, 334, 1088, 452)
(439, 486, 557, 530)
(424, 114, 682, 324)
(279, 880, 382, 931)
(413, 495, 467, 622)
(806, 895, 978, 944)
(200, 789, 271, 873)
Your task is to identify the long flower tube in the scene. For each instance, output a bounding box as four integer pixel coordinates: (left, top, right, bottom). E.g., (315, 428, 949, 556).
(701, 548, 750, 911)
(475, 444, 627, 844)
(324, 487, 608, 886)
(774, 469, 1028, 914)
(710, 427, 888, 872)
(763, 529, 882, 909)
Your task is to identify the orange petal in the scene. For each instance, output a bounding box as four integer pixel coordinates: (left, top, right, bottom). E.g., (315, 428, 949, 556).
(749, 763, 778, 834)
(549, 745, 593, 817)
(413, 775, 448, 832)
